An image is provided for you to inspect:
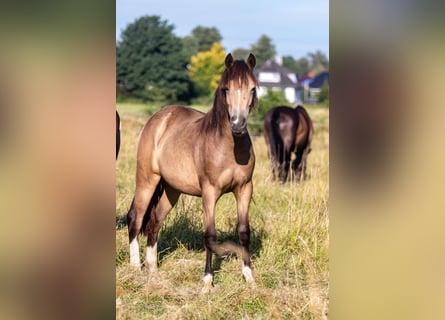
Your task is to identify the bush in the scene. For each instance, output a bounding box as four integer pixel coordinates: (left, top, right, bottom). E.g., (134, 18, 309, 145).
(190, 95, 213, 107)
(254, 90, 290, 119)
(317, 84, 329, 105)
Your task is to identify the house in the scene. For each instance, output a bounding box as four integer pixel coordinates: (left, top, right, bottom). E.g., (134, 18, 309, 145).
(309, 71, 329, 90)
(298, 71, 329, 104)
(254, 57, 298, 104)
(296, 72, 314, 104)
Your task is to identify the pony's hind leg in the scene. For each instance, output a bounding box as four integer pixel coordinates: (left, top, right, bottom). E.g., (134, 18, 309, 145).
(126, 201, 140, 267)
(292, 150, 304, 182)
(279, 150, 291, 183)
(144, 183, 180, 272)
(271, 157, 279, 181)
(127, 174, 161, 267)
(301, 146, 312, 180)
(292, 146, 311, 181)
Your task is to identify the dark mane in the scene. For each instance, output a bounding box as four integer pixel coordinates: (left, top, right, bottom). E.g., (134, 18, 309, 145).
(201, 60, 258, 134)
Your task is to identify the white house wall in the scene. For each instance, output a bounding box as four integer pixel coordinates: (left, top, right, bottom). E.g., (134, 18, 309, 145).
(258, 72, 280, 83)
(258, 86, 297, 104)
(284, 87, 296, 103)
(258, 86, 267, 97)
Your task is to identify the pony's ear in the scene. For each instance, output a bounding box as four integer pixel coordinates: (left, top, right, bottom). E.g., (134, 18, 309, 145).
(225, 53, 234, 68)
(247, 53, 256, 69)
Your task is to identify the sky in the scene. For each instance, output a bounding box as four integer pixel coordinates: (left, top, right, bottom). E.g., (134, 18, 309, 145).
(116, 0, 329, 59)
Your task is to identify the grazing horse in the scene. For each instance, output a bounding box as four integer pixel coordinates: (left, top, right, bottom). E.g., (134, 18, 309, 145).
(263, 105, 313, 183)
(127, 53, 258, 292)
(116, 111, 121, 159)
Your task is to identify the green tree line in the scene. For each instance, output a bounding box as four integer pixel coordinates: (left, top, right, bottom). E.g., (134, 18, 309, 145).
(116, 15, 328, 104)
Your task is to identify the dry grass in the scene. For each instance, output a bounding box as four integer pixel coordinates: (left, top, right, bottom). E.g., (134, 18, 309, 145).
(116, 104, 329, 319)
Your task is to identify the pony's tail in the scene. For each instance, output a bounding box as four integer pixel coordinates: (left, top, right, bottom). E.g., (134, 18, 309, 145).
(269, 110, 281, 162)
(296, 105, 314, 150)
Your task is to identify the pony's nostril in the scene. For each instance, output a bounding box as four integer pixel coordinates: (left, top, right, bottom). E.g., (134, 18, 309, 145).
(230, 116, 246, 127)
(230, 117, 247, 135)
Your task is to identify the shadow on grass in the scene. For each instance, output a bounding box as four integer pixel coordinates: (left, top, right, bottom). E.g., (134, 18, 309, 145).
(157, 212, 266, 273)
(116, 210, 266, 273)
(116, 215, 127, 230)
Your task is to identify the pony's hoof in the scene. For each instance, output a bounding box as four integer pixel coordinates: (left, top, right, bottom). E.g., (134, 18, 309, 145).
(143, 266, 158, 274)
(130, 262, 142, 269)
(201, 274, 213, 293)
(148, 266, 157, 273)
(242, 266, 255, 284)
(143, 261, 158, 273)
(201, 285, 213, 294)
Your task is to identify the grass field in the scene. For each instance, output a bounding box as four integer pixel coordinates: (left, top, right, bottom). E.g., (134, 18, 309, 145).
(116, 102, 329, 319)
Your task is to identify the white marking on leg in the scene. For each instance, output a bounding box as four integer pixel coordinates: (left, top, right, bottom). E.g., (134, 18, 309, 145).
(201, 274, 213, 293)
(129, 238, 141, 267)
(145, 242, 157, 271)
(242, 265, 255, 283)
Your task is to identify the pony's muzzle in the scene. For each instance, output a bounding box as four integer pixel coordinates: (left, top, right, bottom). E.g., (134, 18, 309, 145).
(230, 116, 247, 136)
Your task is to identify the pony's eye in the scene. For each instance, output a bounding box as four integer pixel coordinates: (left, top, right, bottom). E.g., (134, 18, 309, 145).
(223, 88, 229, 94)
(251, 88, 256, 94)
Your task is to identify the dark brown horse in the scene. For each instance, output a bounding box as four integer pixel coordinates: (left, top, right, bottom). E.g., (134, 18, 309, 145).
(127, 53, 258, 292)
(264, 105, 313, 183)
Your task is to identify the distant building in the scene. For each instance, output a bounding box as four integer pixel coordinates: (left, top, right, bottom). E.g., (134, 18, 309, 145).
(254, 57, 298, 104)
(298, 71, 329, 104)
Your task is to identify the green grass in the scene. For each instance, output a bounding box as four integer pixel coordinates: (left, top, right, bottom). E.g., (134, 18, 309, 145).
(116, 104, 329, 319)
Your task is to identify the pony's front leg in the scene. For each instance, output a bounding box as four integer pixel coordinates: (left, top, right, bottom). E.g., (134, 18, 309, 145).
(201, 187, 219, 293)
(234, 181, 255, 284)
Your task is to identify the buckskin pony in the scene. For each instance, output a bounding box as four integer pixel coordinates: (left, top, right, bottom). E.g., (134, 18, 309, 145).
(127, 53, 258, 292)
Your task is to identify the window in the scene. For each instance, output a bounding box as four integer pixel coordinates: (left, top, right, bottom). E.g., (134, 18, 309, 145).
(258, 72, 280, 83)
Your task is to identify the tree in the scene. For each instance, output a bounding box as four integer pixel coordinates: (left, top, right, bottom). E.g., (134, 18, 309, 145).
(295, 57, 311, 75)
(308, 50, 329, 70)
(283, 55, 311, 76)
(188, 42, 226, 97)
(283, 51, 328, 76)
(231, 48, 250, 60)
(282, 55, 297, 72)
(318, 83, 329, 104)
(181, 35, 199, 60)
(116, 15, 191, 102)
(191, 26, 222, 52)
(250, 35, 276, 68)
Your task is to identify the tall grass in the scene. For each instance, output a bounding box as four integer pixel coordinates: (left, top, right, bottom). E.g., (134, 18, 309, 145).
(116, 104, 329, 319)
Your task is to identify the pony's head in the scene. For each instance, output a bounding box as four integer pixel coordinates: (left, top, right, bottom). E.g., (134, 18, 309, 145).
(218, 53, 258, 136)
